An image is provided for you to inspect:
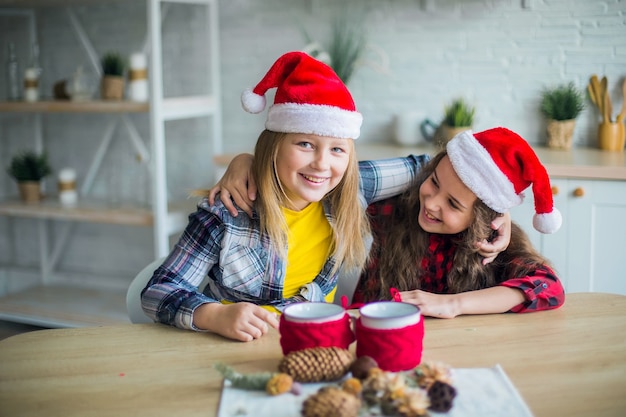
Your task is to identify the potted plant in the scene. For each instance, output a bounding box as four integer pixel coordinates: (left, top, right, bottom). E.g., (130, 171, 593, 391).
(101, 51, 126, 100)
(300, 7, 367, 85)
(7, 150, 52, 203)
(438, 98, 476, 148)
(541, 82, 585, 150)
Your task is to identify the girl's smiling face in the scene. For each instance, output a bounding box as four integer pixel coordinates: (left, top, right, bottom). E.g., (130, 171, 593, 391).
(418, 155, 477, 235)
(275, 133, 351, 211)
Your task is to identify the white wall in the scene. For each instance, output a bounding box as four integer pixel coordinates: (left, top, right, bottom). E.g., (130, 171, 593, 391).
(220, 0, 626, 151)
(0, 0, 625, 293)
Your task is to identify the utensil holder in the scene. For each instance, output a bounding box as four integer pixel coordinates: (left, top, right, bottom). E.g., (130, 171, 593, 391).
(598, 122, 625, 152)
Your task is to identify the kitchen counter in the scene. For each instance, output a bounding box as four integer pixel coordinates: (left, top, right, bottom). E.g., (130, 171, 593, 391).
(355, 143, 626, 181)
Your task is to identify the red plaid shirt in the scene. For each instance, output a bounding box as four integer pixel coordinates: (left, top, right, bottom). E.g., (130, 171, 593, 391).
(353, 199, 565, 313)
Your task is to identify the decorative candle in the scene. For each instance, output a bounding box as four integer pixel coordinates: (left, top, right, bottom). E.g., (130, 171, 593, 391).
(24, 67, 39, 102)
(58, 168, 78, 206)
(128, 53, 148, 102)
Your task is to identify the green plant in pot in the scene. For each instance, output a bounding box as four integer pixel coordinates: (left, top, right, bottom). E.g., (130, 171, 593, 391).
(7, 150, 52, 203)
(101, 51, 126, 100)
(541, 82, 585, 150)
(300, 6, 367, 85)
(438, 98, 476, 148)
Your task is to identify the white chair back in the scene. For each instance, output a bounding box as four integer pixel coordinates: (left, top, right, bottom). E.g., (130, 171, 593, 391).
(126, 257, 165, 324)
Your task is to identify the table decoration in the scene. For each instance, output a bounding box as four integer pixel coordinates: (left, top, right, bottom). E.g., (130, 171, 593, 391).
(217, 363, 532, 417)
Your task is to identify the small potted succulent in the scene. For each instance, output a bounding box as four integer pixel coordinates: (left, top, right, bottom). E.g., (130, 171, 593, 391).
(7, 150, 52, 203)
(540, 82, 585, 150)
(100, 51, 126, 100)
(438, 98, 476, 148)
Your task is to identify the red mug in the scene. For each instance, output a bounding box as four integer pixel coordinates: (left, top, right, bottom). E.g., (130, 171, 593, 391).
(279, 302, 355, 355)
(355, 302, 424, 372)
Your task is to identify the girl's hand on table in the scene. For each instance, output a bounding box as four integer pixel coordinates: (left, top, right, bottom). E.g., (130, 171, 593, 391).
(399, 290, 460, 319)
(193, 302, 279, 342)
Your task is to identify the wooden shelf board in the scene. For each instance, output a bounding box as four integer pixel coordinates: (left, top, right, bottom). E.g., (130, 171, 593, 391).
(0, 198, 154, 225)
(0, 284, 130, 328)
(162, 95, 216, 120)
(0, 100, 149, 113)
(0, 96, 218, 117)
(0, 198, 197, 227)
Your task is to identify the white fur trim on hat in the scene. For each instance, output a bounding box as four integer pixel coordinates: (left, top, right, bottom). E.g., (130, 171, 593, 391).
(447, 130, 522, 213)
(241, 88, 266, 114)
(533, 209, 562, 234)
(266, 102, 362, 139)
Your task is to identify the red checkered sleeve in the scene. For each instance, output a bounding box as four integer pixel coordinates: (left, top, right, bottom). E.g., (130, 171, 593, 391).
(499, 265, 565, 313)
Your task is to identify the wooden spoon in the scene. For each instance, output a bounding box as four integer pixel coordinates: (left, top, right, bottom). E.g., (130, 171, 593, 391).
(617, 78, 626, 124)
(587, 83, 598, 107)
(590, 75, 604, 118)
(601, 76, 612, 123)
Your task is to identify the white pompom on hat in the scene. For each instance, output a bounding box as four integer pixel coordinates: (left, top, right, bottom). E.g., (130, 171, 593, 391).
(241, 51, 362, 139)
(446, 127, 562, 234)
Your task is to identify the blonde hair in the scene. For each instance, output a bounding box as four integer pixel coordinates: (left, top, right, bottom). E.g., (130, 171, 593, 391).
(252, 130, 370, 273)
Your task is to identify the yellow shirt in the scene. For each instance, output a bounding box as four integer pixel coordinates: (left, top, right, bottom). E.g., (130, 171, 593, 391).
(223, 202, 336, 313)
(282, 202, 336, 302)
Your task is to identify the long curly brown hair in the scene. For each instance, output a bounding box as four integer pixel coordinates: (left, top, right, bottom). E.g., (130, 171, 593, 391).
(359, 151, 553, 302)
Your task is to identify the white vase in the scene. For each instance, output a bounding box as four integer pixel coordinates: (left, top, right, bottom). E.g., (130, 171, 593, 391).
(393, 112, 426, 146)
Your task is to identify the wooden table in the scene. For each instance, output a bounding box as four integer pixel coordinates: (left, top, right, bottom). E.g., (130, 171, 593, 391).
(1, 292, 625, 417)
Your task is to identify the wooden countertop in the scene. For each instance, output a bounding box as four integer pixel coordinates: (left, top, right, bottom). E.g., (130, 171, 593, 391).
(0, 292, 624, 417)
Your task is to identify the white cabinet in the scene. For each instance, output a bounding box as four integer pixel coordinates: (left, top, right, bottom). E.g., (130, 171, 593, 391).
(0, 0, 221, 327)
(510, 178, 626, 295)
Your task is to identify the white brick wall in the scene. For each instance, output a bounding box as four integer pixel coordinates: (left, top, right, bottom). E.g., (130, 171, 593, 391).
(0, 0, 624, 287)
(219, 0, 626, 150)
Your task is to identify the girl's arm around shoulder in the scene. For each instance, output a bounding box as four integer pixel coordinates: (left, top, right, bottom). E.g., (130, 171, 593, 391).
(359, 154, 430, 204)
(498, 265, 565, 313)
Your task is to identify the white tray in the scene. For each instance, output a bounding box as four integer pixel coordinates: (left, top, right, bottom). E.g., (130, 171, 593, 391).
(217, 364, 534, 417)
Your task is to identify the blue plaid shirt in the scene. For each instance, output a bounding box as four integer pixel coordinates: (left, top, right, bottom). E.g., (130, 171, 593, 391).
(141, 155, 430, 330)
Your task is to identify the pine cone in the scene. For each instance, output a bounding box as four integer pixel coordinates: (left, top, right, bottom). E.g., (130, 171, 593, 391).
(427, 381, 456, 412)
(279, 347, 355, 382)
(301, 386, 361, 417)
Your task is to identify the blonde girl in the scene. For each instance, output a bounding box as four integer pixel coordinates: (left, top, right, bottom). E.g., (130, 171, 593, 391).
(141, 52, 428, 342)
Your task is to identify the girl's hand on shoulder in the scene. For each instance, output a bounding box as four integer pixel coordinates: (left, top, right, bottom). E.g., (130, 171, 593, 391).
(207, 153, 257, 218)
(476, 211, 511, 265)
(399, 290, 460, 319)
(194, 302, 279, 342)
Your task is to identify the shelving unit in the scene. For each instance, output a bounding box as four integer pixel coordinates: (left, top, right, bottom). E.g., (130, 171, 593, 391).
(0, 0, 221, 327)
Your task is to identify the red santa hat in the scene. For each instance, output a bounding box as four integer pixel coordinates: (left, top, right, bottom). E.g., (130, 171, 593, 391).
(241, 51, 362, 139)
(447, 127, 562, 234)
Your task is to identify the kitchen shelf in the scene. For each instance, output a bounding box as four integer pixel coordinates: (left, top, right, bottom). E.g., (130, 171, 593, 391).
(0, 95, 217, 117)
(0, 0, 221, 328)
(0, 100, 149, 113)
(0, 198, 195, 229)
